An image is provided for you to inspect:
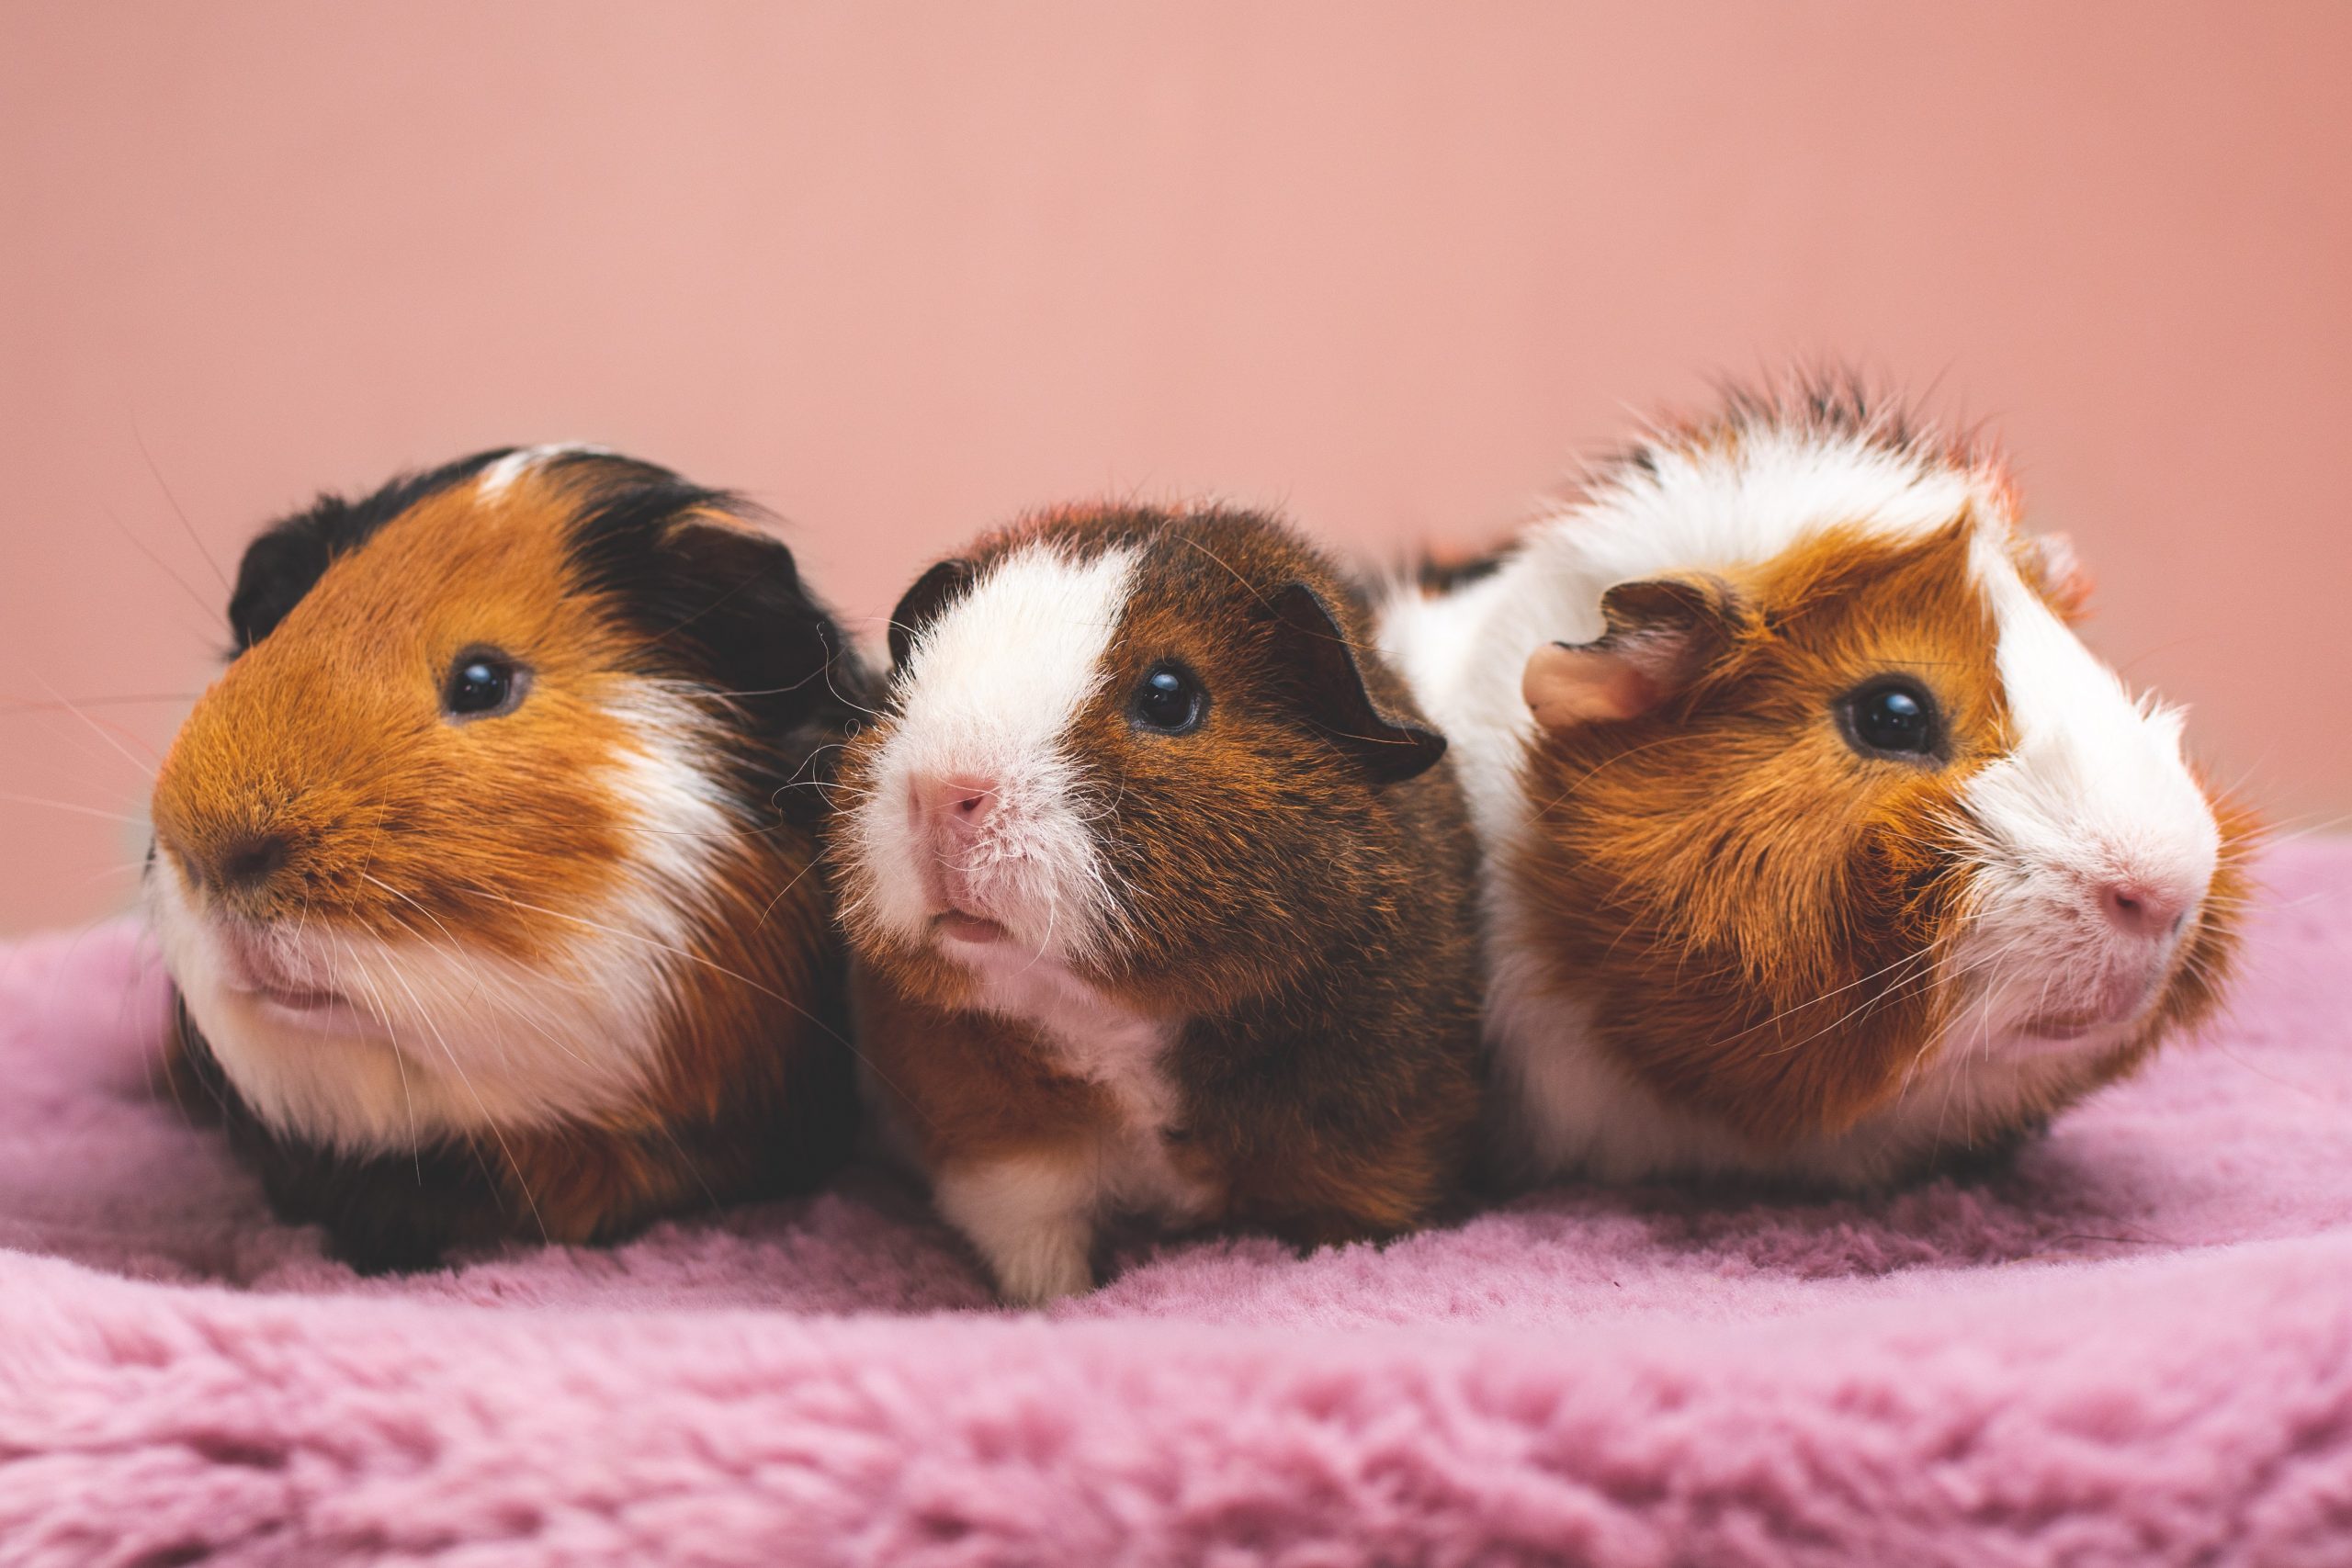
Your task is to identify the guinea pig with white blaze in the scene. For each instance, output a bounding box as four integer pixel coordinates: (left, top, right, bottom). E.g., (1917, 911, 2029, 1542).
(1379, 378, 2253, 1188)
(835, 503, 1485, 1304)
(147, 446, 869, 1269)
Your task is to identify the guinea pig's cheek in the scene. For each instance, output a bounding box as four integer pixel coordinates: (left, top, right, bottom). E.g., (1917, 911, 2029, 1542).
(373, 703, 645, 950)
(834, 731, 951, 953)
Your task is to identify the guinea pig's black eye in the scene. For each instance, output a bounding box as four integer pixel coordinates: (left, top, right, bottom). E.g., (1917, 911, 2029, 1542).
(1130, 662, 1206, 736)
(443, 649, 528, 722)
(1838, 678, 1940, 760)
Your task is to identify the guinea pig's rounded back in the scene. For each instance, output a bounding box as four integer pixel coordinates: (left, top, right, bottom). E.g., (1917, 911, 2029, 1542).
(149, 446, 865, 1156)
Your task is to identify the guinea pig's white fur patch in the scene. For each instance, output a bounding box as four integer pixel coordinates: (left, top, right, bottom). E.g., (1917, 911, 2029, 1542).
(842, 542, 1140, 964)
(1380, 416, 2226, 1186)
(1948, 545, 2221, 1061)
(473, 443, 616, 501)
(148, 682, 732, 1155)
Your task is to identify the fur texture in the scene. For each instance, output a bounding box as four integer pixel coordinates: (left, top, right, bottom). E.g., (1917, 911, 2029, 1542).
(836, 504, 1485, 1302)
(0, 840, 2346, 1565)
(146, 447, 867, 1269)
(1381, 378, 2250, 1185)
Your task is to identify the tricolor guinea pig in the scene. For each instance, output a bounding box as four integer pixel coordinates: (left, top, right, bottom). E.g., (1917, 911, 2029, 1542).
(1380, 378, 2252, 1187)
(147, 446, 868, 1269)
(834, 504, 1484, 1304)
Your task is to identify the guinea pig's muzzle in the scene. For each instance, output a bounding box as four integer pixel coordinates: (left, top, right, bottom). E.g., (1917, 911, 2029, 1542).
(902, 769, 1015, 944)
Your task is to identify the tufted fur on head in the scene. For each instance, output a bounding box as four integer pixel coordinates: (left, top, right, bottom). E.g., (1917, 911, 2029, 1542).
(835, 503, 1485, 1303)
(1380, 374, 2253, 1188)
(149, 445, 867, 1269)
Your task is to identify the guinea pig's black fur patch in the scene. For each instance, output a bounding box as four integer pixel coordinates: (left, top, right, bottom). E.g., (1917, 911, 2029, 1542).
(560, 464, 871, 830)
(227, 447, 517, 652)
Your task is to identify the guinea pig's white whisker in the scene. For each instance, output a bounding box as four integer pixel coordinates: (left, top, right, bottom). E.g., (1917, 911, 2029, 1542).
(448, 883, 856, 1051)
(368, 902, 490, 1014)
(328, 799, 395, 952)
(792, 737, 855, 766)
(751, 857, 823, 935)
(1927, 987, 1996, 1150)
(361, 874, 465, 951)
(1064, 786, 1124, 829)
(377, 949, 548, 1244)
(102, 502, 226, 635)
(1014, 894, 1064, 981)
(458, 959, 605, 1075)
(334, 931, 421, 1175)
(1928, 934, 2031, 998)
(773, 778, 856, 805)
(782, 782, 871, 813)
(35, 743, 158, 807)
(131, 419, 232, 594)
(0, 692, 201, 716)
(695, 670, 830, 700)
(1703, 942, 1941, 1053)
(0, 790, 149, 828)
(15, 695, 169, 789)
(428, 874, 939, 1122)
(2256, 812, 2352, 847)
(1887, 1014, 1950, 1113)
(2027, 966, 2061, 1047)
(1749, 951, 1942, 1059)
(775, 757, 865, 797)
(815, 648, 885, 721)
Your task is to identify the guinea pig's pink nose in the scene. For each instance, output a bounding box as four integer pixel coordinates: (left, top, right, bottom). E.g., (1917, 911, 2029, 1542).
(908, 773, 999, 843)
(2097, 878, 2194, 941)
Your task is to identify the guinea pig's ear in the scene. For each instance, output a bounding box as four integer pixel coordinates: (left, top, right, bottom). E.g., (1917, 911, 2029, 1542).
(640, 513, 842, 704)
(2018, 531, 2094, 623)
(226, 499, 385, 651)
(1522, 575, 1745, 732)
(227, 448, 517, 652)
(1269, 581, 1449, 784)
(888, 559, 976, 670)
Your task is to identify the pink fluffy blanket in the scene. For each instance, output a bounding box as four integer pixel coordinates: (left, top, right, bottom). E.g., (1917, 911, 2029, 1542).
(3, 844, 2350, 1567)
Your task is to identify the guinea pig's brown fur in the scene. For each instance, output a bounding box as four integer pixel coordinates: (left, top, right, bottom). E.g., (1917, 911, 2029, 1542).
(834, 503, 1484, 1302)
(149, 446, 867, 1269)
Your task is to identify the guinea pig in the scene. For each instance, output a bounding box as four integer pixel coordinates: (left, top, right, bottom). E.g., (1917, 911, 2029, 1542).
(147, 445, 869, 1270)
(1379, 377, 2253, 1189)
(833, 503, 1485, 1304)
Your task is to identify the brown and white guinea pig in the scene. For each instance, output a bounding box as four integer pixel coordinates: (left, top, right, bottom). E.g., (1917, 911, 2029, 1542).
(832, 503, 1485, 1304)
(1379, 378, 2254, 1189)
(146, 445, 869, 1270)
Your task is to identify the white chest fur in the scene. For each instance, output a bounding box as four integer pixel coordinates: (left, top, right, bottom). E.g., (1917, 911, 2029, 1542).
(930, 950, 1216, 1303)
(967, 956, 1205, 1213)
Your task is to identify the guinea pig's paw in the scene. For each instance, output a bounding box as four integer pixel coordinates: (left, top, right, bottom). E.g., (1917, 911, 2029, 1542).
(932, 1155, 1098, 1307)
(988, 1235, 1095, 1308)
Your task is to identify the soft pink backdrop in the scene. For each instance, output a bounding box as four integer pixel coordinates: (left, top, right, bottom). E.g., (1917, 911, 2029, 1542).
(3, 2, 2346, 936)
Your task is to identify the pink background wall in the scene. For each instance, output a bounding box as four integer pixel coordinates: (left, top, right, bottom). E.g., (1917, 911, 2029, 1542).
(3, 2, 2347, 936)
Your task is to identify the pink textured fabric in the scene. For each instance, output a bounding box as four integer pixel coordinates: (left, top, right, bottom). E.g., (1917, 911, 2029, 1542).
(3, 845, 2349, 1566)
